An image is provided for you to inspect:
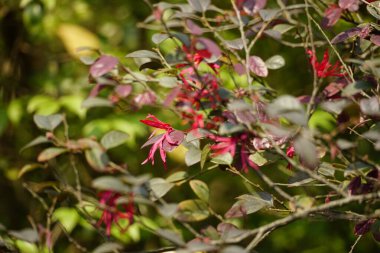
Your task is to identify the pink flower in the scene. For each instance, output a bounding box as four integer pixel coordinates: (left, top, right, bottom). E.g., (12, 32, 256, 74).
(210, 133, 259, 172)
(286, 145, 295, 169)
(97, 191, 134, 236)
(140, 114, 184, 168)
(307, 49, 344, 78)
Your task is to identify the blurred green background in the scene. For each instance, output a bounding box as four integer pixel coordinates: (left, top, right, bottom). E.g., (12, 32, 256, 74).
(0, 0, 378, 252)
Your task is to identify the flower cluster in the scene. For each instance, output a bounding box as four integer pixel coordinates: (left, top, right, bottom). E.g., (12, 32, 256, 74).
(96, 191, 134, 236)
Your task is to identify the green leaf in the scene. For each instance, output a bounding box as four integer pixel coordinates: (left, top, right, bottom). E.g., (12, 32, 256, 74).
(152, 33, 169, 44)
(308, 110, 337, 133)
(294, 132, 318, 169)
(201, 144, 211, 169)
(9, 229, 39, 243)
(259, 9, 279, 21)
(225, 193, 273, 218)
(20, 136, 50, 152)
(125, 50, 161, 60)
(93, 242, 123, 253)
(211, 153, 233, 165)
(185, 147, 201, 166)
(52, 208, 80, 233)
(156, 229, 185, 246)
(149, 178, 174, 200)
(101, 130, 129, 150)
(189, 180, 209, 202)
(166, 171, 188, 184)
(92, 176, 130, 193)
(289, 195, 314, 211)
(33, 114, 63, 131)
(18, 164, 44, 178)
(81, 97, 112, 109)
(157, 204, 178, 218)
(265, 55, 285, 70)
(249, 152, 268, 166)
(175, 199, 209, 222)
(37, 148, 67, 162)
(221, 246, 248, 253)
(188, 0, 210, 12)
(367, 1, 380, 20)
(342, 81, 372, 97)
(158, 76, 178, 88)
(272, 24, 295, 34)
(85, 146, 109, 172)
(267, 95, 307, 126)
(318, 162, 336, 177)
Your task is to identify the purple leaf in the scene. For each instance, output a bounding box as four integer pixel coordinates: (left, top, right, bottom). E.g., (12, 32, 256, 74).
(331, 27, 362, 44)
(186, 20, 203, 35)
(90, 55, 118, 78)
(242, 0, 267, 15)
(370, 35, 380, 46)
(162, 130, 185, 152)
(89, 84, 106, 97)
(249, 56, 268, 77)
(233, 63, 246, 76)
(197, 38, 222, 61)
(133, 91, 157, 107)
(142, 134, 164, 149)
(322, 5, 342, 28)
(163, 87, 181, 107)
(354, 219, 375, 236)
(115, 85, 132, 98)
(339, 0, 359, 12)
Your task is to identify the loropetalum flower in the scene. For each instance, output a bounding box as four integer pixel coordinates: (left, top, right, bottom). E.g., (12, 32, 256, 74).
(140, 114, 185, 168)
(307, 49, 344, 78)
(210, 133, 259, 172)
(97, 191, 134, 236)
(286, 145, 295, 169)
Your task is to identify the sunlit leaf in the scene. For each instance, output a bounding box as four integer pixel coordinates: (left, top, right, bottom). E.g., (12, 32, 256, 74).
(265, 55, 285, 70)
(85, 146, 109, 172)
(176, 199, 209, 222)
(57, 23, 100, 58)
(185, 147, 201, 166)
(37, 148, 67, 162)
(93, 242, 123, 253)
(188, 0, 210, 12)
(225, 193, 273, 218)
(21, 136, 50, 152)
(189, 180, 209, 202)
(33, 114, 63, 131)
(52, 208, 80, 234)
(101, 130, 129, 150)
(125, 50, 161, 60)
(18, 164, 44, 178)
(92, 176, 130, 193)
(9, 229, 38, 243)
(149, 178, 174, 200)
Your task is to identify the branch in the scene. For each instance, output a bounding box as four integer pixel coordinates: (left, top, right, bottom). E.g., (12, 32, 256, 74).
(214, 191, 380, 245)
